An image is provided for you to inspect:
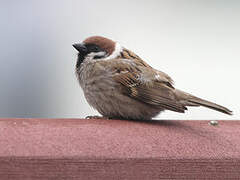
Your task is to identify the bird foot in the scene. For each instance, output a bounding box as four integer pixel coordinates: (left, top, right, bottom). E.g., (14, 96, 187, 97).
(85, 115, 108, 120)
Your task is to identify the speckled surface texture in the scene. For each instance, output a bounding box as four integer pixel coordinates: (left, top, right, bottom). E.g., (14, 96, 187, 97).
(0, 118, 240, 179)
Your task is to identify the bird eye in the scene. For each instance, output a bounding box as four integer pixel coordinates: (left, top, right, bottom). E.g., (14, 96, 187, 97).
(86, 44, 102, 53)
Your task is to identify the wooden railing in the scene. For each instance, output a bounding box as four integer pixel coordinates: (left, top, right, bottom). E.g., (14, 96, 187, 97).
(0, 118, 239, 179)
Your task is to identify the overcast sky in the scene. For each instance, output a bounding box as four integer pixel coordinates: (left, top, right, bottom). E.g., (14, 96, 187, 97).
(0, 0, 239, 120)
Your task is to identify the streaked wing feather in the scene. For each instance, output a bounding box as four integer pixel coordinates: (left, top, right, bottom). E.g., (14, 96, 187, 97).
(121, 48, 174, 87)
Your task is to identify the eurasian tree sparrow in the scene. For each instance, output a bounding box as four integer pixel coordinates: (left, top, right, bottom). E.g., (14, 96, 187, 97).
(73, 36, 232, 120)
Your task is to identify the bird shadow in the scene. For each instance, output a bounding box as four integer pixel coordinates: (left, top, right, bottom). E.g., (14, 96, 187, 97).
(110, 118, 217, 139)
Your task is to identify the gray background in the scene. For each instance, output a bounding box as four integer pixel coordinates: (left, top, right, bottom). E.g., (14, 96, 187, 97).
(0, 0, 239, 120)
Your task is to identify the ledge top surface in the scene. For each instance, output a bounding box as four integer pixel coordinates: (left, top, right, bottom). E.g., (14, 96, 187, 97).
(0, 118, 239, 159)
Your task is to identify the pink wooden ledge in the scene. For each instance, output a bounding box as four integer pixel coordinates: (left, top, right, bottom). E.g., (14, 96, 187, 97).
(0, 118, 240, 179)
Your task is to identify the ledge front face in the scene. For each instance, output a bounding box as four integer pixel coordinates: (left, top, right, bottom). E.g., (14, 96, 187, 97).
(0, 118, 240, 179)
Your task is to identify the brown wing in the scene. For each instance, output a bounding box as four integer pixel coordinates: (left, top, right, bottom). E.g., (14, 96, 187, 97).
(114, 71, 187, 113)
(97, 58, 187, 113)
(119, 48, 175, 87)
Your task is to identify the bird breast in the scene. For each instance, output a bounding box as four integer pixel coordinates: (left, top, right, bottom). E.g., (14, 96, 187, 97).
(76, 60, 116, 107)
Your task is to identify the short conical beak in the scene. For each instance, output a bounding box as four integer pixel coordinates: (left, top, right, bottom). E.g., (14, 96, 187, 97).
(72, 43, 87, 53)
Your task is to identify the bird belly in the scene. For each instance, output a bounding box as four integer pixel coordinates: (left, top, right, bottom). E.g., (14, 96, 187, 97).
(82, 77, 161, 120)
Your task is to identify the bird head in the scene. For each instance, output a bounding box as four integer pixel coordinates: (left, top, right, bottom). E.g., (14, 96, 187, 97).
(73, 36, 122, 68)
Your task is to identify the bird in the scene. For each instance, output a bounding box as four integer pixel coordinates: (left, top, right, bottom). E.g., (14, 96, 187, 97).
(73, 36, 232, 120)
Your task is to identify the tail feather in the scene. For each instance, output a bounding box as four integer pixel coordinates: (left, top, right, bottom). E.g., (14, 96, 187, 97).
(175, 89, 233, 115)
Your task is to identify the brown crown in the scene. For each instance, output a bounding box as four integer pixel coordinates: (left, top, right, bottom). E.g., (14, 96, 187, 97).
(83, 36, 115, 55)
